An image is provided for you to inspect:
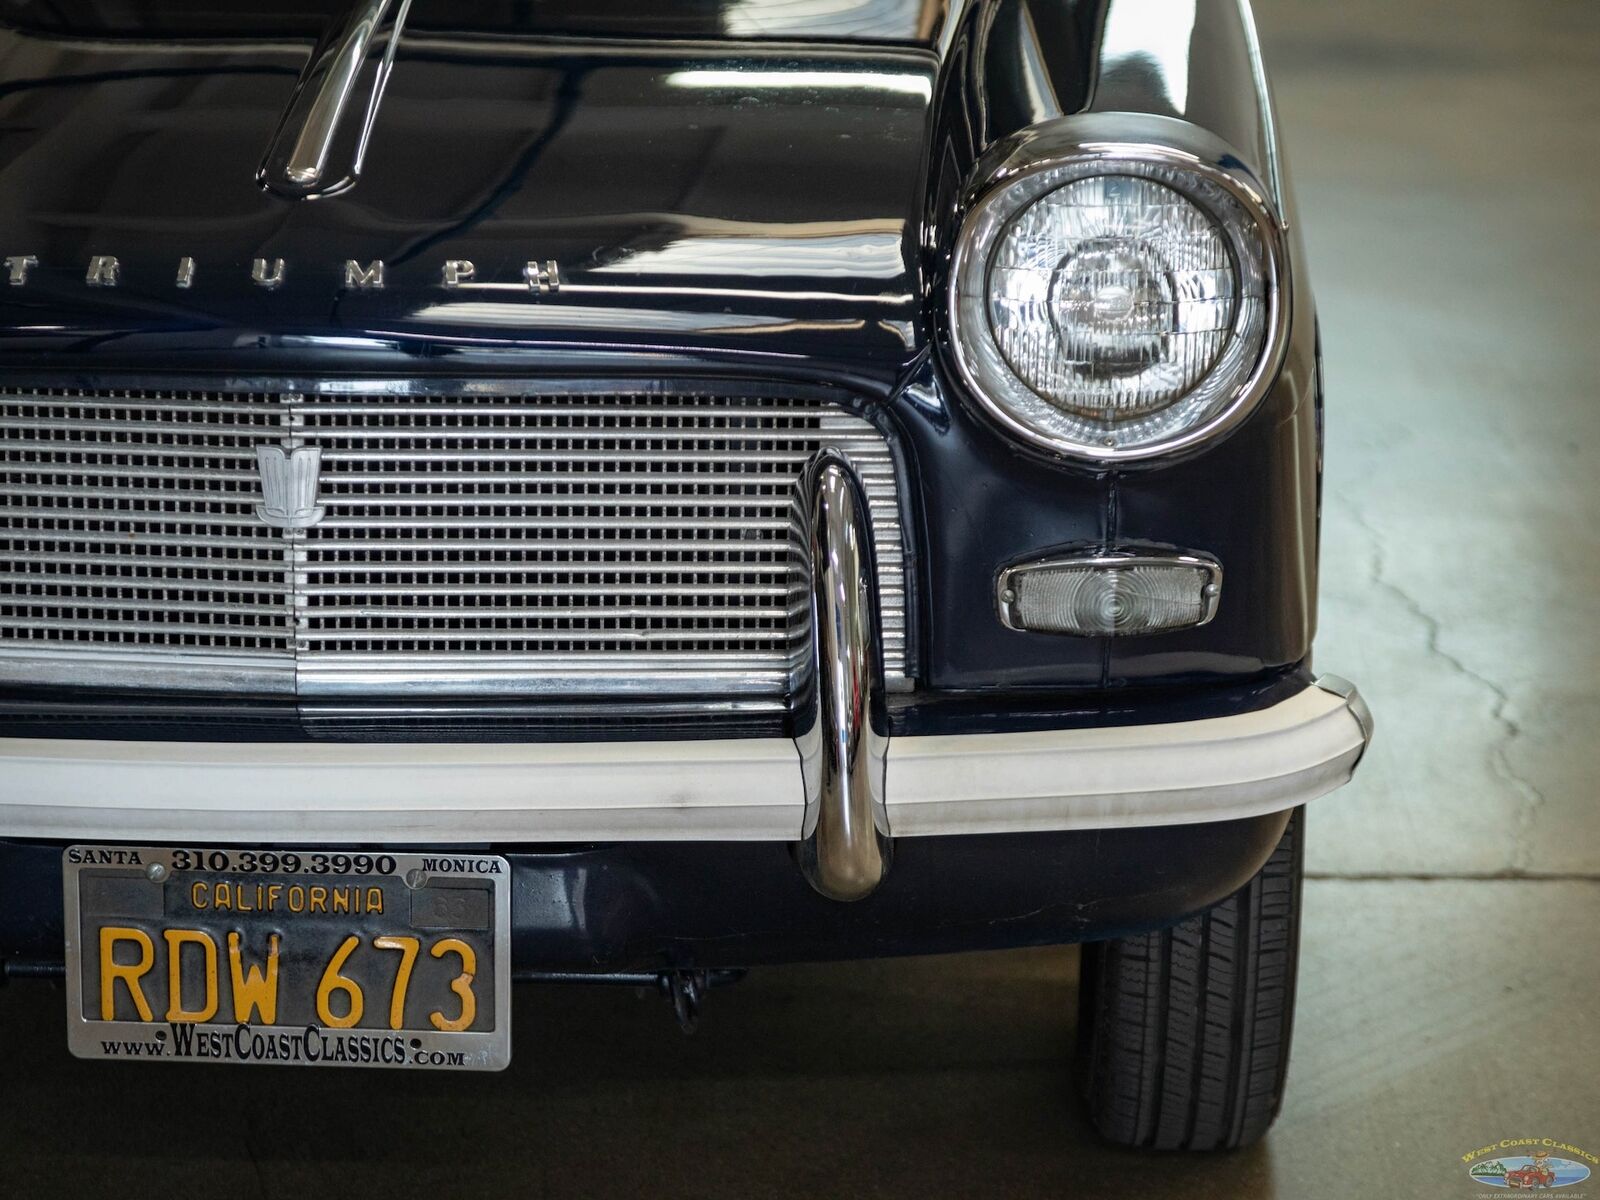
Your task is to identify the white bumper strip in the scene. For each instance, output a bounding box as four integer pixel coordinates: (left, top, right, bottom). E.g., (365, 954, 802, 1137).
(0, 738, 808, 842)
(888, 684, 1366, 836)
(0, 681, 1368, 844)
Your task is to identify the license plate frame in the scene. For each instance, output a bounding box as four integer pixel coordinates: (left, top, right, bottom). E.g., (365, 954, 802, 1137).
(62, 845, 512, 1071)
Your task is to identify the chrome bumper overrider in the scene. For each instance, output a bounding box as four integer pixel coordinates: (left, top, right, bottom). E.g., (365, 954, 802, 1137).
(0, 454, 1372, 900)
(793, 450, 892, 900)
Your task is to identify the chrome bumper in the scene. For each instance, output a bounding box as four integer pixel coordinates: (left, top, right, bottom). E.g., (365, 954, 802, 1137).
(0, 454, 1372, 900)
(0, 678, 1370, 840)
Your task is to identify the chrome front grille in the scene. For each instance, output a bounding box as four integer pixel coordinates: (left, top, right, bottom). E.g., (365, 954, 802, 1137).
(0, 386, 908, 700)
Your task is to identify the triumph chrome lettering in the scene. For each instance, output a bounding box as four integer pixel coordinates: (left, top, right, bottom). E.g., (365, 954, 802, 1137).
(524, 258, 561, 295)
(251, 257, 286, 289)
(4, 255, 36, 285)
(1, 255, 567, 291)
(85, 255, 120, 286)
(343, 259, 385, 289)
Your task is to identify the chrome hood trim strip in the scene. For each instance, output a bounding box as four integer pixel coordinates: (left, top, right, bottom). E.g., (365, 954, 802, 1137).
(258, 0, 413, 199)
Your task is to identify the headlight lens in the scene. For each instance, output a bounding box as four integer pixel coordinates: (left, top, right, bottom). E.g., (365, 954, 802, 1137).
(951, 156, 1282, 461)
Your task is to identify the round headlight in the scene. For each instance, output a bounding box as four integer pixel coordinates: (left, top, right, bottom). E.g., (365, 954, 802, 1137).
(950, 147, 1285, 462)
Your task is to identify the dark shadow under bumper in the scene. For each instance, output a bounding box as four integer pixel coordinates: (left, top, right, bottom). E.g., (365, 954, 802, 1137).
(0, 812, 1290, 976)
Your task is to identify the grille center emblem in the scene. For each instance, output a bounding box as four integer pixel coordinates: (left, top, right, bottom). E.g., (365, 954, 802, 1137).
(255, 444, 326, 530)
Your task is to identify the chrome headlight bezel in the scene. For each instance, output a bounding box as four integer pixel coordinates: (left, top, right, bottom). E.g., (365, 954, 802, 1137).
(947, 118, 1291, 464)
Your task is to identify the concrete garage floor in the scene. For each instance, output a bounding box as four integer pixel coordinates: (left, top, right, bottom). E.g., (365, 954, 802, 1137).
(3, 1, 1598, 1196)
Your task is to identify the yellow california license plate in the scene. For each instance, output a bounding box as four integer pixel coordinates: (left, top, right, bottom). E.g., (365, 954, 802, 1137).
(62, 845, 511, 1070)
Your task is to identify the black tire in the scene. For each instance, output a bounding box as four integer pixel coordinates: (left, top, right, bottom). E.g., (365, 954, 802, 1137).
(1076, 808, 1304, 1151)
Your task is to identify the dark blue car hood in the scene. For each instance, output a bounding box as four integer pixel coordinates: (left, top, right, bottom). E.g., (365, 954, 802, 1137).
(0, 13, 937, 376)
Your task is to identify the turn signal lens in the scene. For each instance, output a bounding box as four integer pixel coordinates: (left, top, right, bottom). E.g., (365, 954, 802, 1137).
(997, 552, 1221, 637)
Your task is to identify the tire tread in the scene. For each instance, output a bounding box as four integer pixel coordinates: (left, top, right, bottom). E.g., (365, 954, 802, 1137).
(1077, 810, 1304, 1152)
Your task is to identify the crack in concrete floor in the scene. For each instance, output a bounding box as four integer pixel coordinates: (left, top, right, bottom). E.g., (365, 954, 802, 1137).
(1332, 493, 1550, 870)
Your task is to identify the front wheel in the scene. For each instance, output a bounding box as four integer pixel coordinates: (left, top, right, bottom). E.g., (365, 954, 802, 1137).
(1075, 808, 1304, 1151)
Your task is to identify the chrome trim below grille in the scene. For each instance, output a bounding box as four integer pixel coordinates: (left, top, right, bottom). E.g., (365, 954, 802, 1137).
(0, 386, 910, 699)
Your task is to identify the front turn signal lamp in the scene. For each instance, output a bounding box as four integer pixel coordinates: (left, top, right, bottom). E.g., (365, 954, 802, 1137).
(997, 551, 1222, 637)
(949, 115, 1289, 463)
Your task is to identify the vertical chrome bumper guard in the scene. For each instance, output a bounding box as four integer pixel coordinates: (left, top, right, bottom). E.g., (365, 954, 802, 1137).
(794, 450, 892, 900)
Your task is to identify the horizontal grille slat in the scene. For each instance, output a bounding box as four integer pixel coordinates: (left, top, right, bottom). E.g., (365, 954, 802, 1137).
(1, 387, 910, 697)
(305, 449, 846, 464)
(8, 596, 290, 616)
(4, 616, 293, 637)
(4, 551, 288, 572)
(0, 570, 293, 593)
(3, 531, 297, 552)
(316, 516, 796, 531)
(300, 583, 797, 598)
(7, 485, 263, 505)
(321, 471, 899, 487)
(2, 439, 275, 461)
(4, 462, 259, 483)
(5, 423, 882, 447)
(300, 561, 797, 577)
(307, 604, 798, 620)
(292, 628, 799, 645)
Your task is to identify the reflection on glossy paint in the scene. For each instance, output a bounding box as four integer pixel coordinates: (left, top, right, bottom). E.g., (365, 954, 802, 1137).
(666, 68, 932, 100)
(877, 318, 916, 349)
(413, 280, 908, 304)
(407, 300, 868, 337)
(722, 0, 944, 40)
(592, 231, 905, 280)
(1012, 4, 1063, 122)
(1098, 0, 1197, 113)
(277, 335, 395, 351)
